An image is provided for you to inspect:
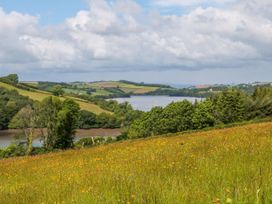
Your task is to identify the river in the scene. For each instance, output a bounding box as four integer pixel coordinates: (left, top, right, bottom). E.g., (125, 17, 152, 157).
(0, 129, 121, 148)
(111, 95, 202, 111)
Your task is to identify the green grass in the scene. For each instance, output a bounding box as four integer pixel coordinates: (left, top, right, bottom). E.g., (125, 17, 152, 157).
(89, 81, 159, 94)
(0, 82, 110, 115)
(1, 122, 272, 203)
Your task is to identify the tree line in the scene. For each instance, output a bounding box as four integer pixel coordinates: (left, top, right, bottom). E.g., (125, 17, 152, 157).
(127, 87, 272, 138)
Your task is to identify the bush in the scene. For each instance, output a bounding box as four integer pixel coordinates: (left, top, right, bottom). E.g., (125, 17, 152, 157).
(0, 143, 26, 159)
(75, 138, 95, 148)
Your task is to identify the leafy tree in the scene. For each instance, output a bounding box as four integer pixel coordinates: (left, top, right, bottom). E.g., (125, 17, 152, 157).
(54, 99, 80, 149)
(96, 113, 121, 128)
(192, 100, 216, 129)
(161, 100, 194, 133)
(52, 85, 64, 96)
(9, 105, 38, 154)
(38, 97, 62, 149)
(78, 110, 97, 129)
(0, 74, 19, 85)
(0, 88, 31, 130)
(212, 89, 247, 124)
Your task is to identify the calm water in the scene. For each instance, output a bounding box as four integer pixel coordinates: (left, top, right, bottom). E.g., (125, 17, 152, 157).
(0, 129, 121, 148)
(112, 96, 202, 111)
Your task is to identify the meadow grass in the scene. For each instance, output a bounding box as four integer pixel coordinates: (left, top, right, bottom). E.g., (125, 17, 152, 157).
(1, 122, 272, 203)
(0, 82, 110, 115)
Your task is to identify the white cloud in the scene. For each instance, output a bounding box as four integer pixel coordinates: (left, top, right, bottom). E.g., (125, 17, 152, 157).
(153, 0, 235, 7)
(0, 0, 271, 74)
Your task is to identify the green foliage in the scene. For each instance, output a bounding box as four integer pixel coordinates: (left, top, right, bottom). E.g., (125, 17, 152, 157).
(128, 88, 271, 139)
(0, 74, 19, 85)
(212, 89, 247, 124)
(75, 137, 112, 148)
(96, 113, 121, 128)
(247, 87, 272, 119)
(0, 143, 26, 159)
(78, 110, 97, 129)
(192, 100, 216, 129)
(128, 101, 194, 138)
(54, 99, 80, 149)
(37, 96, 80, 150)
(0, 88, 32, 130)
(52, 85, 64, 96)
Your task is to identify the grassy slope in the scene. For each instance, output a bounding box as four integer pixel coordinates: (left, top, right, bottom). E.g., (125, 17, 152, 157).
(0, 82, 110, 115)
(89, 81, 159, 94)
(1, 122, 272, 203)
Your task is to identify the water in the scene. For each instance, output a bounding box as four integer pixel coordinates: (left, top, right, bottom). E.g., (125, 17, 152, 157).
(0, 129, 121, 148)
(111, 96, 202, 111)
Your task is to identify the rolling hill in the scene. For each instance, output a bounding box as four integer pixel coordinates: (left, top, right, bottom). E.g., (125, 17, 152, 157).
(0, 82, 110, 115)
(88, 81, 160, 94)
(1, 122, 272, 203)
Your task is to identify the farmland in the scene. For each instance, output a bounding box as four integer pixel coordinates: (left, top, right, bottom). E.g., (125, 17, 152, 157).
(0, 82, 110, 115)
(88, 81, 159, 94)
(1, 122, 272, 203)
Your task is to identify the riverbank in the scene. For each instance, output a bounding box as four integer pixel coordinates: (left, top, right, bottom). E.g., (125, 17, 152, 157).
(0, 129, 121, 148)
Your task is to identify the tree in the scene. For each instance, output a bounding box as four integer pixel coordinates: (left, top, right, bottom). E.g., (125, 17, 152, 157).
(38, 97, 62, 149)
(212, 89, 247, 124)
(36, 97, 80, 150)
(78, 110, 97, 129)
(9, 105, 38, 155)
(192, 100, 216, 129)
(247, 87, 272, 119)
(54, 99, 80, 149)
(0, 74, 19, 85)
(0, 88, 31, 130)
(160, 100, 194, 133)
(52, 85, 64, 96)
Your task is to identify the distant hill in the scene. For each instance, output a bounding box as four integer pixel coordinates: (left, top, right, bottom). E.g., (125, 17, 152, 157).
(0, 82, 110, 115)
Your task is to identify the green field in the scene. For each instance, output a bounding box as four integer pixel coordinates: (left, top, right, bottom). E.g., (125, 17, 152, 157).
(0, 82, 110, 115)
(89, 81, 159, 94)
(1, 122, 272, 203)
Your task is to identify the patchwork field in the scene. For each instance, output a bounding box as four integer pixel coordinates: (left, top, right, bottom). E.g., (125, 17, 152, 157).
(0, 82, 110, 115)
(1, 122, 272, 203)
(89, 81, 159, 94)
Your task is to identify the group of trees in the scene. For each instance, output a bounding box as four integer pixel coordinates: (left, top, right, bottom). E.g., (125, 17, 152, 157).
(0, 88, 31, 130)
(128, 88, 272, 138)
(9, 97, 80, 153)
(78, 110, 121, 129)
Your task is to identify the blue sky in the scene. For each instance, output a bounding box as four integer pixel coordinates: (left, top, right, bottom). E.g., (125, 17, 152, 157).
(0, 0, 271, 84)
(0, 0, 88, 24)
(0, 0, 220, 24)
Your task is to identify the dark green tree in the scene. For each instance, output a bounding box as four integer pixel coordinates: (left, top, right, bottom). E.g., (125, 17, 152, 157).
(192, 100, 216, 129)
(78, 110, 97, 129)
(212, 89, 247, 124)
(54, 99, 80, 149)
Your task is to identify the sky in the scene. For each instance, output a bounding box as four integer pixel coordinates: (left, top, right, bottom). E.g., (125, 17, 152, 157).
(0, 0, 271, 85)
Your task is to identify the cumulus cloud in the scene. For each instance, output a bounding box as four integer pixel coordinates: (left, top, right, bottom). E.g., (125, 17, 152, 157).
(153, 0, 235, 7)
(0, 0, 271, 73)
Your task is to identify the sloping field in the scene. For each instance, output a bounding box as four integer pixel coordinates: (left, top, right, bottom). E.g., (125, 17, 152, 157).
(0, 82, 110, 114)
(90, 81, 159, 94)
(1, 122, 272, 203)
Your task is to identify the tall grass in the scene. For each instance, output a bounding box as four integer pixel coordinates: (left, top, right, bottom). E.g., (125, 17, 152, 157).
(1, 122, 272, 203)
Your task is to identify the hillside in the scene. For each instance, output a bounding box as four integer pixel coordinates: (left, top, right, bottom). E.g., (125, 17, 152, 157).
(0, 82, 110, 115)
(89, 81, 161, 94)
(1, 122, 272, 203)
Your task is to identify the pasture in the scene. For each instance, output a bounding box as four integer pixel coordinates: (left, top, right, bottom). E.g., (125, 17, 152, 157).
(1, 122, 272, 203)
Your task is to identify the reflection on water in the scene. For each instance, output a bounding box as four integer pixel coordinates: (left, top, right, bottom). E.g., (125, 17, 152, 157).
(111, 96, 202, 112)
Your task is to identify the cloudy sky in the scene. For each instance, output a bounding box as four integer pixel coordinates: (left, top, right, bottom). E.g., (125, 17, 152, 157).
(0, 0, 271, 85)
